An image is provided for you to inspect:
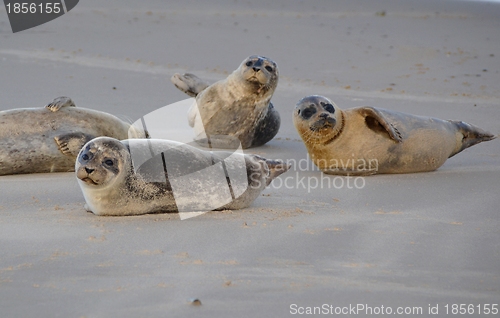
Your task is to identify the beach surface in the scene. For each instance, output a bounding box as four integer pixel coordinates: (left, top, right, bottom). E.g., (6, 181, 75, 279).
(0, 0, 499, 316)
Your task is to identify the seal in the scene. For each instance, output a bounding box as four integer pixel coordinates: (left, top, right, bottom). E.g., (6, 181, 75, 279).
(171, 55, 281, 149)
(293, 95, 497, 175)
(75, 137, 291, 216)
(0, 96, 147, 176)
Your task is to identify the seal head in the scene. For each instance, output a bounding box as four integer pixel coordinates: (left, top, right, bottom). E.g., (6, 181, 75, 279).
(294, 95, 344, 145)
(236, 55, 279, 98)
(76, 137, 128, 187)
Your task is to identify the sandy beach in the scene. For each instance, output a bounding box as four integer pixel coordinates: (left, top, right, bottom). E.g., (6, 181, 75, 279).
(1, 0, 499, 316)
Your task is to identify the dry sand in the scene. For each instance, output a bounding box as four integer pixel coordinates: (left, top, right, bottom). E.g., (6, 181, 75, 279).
(0, 0, 499, 317)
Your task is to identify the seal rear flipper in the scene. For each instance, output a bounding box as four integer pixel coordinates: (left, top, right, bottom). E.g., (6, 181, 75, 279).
(449, 120, 497, 157)
(171, 73, 210, 97)
(55, 132, 95, 158)
(358, 107, 403, 143)
(253, 156, 290, 186)
(45, 96, 76, 112)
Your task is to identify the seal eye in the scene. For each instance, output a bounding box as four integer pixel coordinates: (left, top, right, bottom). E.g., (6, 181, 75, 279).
(245, 61, 252, 67)
(324, 104, 335, 113)
(104, 159, 114, 166)
(81, 152, 93, 162)
(265, 66, 273, 72)
(301, 107, 316, 119)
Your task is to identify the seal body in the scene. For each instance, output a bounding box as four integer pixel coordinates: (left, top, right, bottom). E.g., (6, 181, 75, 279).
(171, 55, 280, 149)
(75, 137, 290, 216)
(0, 97, 146, 176)
(293, 95, 496, 175)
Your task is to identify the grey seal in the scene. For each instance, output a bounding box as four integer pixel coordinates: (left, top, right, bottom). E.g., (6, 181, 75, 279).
(293, 95, 496, 175)
(0, 96, 146, 175)
(171, 55, 281, 149)
(75, 137, 290, 216)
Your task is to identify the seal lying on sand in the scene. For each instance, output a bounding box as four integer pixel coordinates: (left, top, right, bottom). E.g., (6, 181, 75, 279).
(75, 137, 290, 216)
(171, 55, 281, 149)
(293, 95, 496, 175)
(0, 96, 146, 175)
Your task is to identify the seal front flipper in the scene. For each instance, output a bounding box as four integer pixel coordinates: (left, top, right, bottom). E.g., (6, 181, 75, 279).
(171, 73, 209, 97)
(45, 96, 76, 112)
(358, 107, 403, 143)
(54, 132, 94, 157)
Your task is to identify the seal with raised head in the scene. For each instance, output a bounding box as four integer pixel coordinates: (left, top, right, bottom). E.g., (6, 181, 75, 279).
(171, 55, 281, 149)
(293, 95, 496, 175)
(0, 96, 146, 176)
(75, 137, 290, 216)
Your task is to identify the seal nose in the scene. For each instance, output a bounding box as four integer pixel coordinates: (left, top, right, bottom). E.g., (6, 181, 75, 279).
(252, 58, 263, 72)
(85, 167, 94, 174)
(319, 113, 329, 119)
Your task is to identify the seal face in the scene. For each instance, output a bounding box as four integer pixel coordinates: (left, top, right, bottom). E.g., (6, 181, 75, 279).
(237, 55, 278, 97)
(293, 95, 496, 175)
(0, 96, 147, 176)
(294, 95, 345, 146)
(76, 137, 290, 216)
(171, 55, 281, 149)
(76, 139, 126, 187)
